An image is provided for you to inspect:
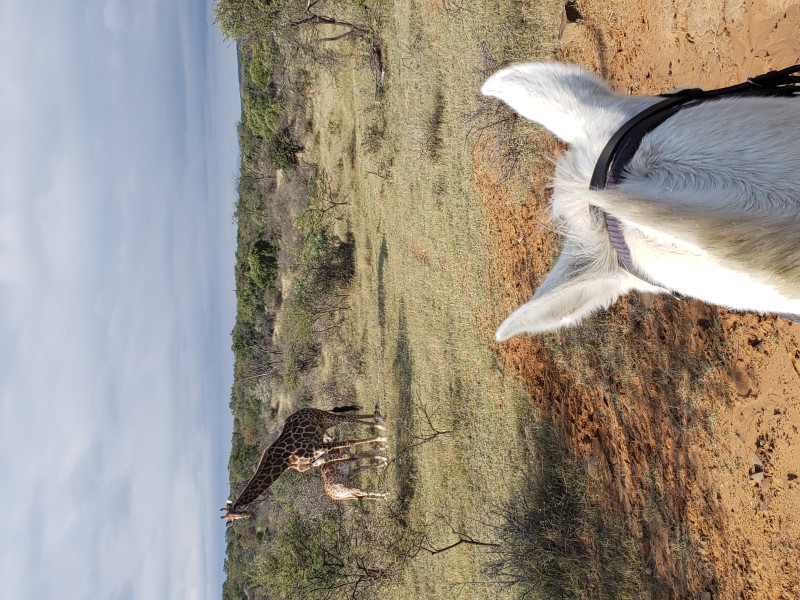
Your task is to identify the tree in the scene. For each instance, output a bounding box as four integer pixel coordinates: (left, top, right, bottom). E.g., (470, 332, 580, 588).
(248, 239, 279, 291)
(214, 0, 279, 42)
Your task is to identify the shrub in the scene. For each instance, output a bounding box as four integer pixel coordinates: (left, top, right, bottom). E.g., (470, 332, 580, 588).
(247, 506, 418, 600)
(265, 128, 301, 170)
(243, 94, 283, 140)
(486, 419, 643, 599)
(248, 239, 279, 291)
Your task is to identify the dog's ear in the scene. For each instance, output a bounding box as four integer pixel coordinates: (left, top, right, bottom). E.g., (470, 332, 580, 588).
(495, 244, 632, 340)
(481, 62, 624, 146)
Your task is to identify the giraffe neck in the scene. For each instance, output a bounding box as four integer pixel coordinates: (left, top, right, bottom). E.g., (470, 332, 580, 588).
(231, 445, 291, 511)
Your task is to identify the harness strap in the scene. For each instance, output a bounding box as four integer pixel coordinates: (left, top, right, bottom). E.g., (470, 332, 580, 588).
(590, 93, 698, 191)
(591, 64, 800, 192)
(590, 65, 800, 321)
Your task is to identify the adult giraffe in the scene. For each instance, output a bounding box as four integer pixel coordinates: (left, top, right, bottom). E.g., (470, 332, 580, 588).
(221, 406, 386, 525)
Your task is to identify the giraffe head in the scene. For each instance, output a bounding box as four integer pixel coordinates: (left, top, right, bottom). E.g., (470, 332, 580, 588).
(220, 500, 250, 527)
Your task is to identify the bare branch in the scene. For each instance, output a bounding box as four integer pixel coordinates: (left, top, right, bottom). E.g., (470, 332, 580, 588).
(420, 534, 500, 555)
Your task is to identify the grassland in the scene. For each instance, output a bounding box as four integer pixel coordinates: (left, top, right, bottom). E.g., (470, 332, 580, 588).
(218, 1, 649, 598)
(330, 3, 569, 596)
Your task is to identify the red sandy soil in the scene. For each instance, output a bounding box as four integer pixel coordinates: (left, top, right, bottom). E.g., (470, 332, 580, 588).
(477, 2, 800, 598)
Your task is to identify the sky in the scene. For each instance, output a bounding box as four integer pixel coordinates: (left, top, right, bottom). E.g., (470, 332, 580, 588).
(0, 1, 241, 598)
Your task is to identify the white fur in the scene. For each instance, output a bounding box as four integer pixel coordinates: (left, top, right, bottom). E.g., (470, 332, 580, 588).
(482, 62, 800, 341)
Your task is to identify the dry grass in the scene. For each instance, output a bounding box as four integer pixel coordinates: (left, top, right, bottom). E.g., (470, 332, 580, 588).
(288, 0, 670, 597)
(294, 1, 592, 597)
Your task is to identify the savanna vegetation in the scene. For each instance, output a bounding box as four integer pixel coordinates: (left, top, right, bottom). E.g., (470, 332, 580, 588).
(216, 0, 650, 598)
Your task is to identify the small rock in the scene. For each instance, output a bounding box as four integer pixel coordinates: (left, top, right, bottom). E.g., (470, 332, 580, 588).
(750, 471, 765, 485)
(761, 476, 773, 493)
(701, 592, 712, 600)
(558, 22, 582, 47)
(638, 537, 651, 555)
(752, 454, 763, 469)
(639, 292, 657, 309)
(732, 364, 758, 396)
(587, 455, 599, 478)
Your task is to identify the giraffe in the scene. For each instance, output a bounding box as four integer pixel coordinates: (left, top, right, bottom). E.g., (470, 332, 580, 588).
(221, 406, 386, 525)
(320, 447, 389, 501)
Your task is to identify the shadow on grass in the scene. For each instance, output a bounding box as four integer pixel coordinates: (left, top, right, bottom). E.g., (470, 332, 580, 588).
(377, 236, 388, 335)
(392, 299, 417, 522)
(486, 417, 643, 599)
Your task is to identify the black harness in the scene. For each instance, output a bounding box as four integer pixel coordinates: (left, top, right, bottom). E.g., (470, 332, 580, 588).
(588, 65, 800, 320)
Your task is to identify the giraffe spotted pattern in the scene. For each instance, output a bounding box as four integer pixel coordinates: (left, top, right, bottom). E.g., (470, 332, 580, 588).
(221, 407, 386, 524)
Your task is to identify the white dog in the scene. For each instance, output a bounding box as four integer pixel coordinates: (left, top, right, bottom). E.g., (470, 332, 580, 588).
(481, 62, 800, 341)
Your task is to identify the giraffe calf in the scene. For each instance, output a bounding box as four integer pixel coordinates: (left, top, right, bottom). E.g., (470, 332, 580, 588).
(320, 448, 389, 501)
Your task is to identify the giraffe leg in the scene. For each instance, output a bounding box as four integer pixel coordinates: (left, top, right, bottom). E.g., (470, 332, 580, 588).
(311, 436, 388, 467)
(360, 491, 389, 500)
(348, 457, 389, 500)
(343, 435, 388, 447)
(345, 446, 387, 463)
(370, 411, 387, 431)
(317, 447, 388, 469)
(319, 450, 389, 501)
(342, 415, 386, 431)
(348, 457, 389, 476)
(329, 410, 387, 431)
(340, 450, 388, 494)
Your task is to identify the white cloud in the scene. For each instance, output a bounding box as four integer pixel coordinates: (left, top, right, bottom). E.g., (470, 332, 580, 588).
(0, 1, 239, 598)
(103, 0, 132, 34)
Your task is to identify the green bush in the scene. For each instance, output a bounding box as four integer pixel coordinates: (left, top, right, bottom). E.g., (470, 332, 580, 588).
(280, 231, 354, 388)
(247, 239, 278, 291)
(248, 43, 277, 89)
(243, 94, 283, 139)
(247, 507, 415, 600)
(265, 128, 301, 170)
